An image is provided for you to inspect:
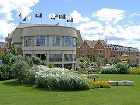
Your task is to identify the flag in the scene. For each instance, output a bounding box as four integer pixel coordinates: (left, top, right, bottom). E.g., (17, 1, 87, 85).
(17, 13, 22, 18)
(23, 17, 26, 21)
(67, 17, 73, 22)
(23, 15, 32, 21)
(59, 14, 66, 19)
(35, 13, 42, 18)
(49, 13, 58, 19)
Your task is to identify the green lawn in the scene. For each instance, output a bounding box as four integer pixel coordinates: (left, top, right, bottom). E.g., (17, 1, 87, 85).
(0, 74, 140, 105)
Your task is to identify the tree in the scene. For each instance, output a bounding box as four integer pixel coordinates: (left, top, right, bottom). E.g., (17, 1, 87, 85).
(10, 45, 17, 55)
(79, 56, 91, 70)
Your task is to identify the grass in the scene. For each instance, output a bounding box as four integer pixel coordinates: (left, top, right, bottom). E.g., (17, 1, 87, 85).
(0, 74, 140, 105)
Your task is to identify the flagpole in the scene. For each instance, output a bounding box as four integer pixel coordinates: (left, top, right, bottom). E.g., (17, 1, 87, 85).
(41, 18, 42, 24)
(65, 14, 66, 26)
(31, 14, 32, 24)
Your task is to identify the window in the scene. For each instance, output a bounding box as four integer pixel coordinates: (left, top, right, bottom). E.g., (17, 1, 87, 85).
(49, 54, 62, 62)
(64, 54, 73, 61)
(25, 54, 31, 57)
(63, 37, 73, 47)
(50, 36, 60, 46)
(36, 36, 45, 46)
(80, 49, 87, 54)
(24, 36, 34, 46)
(36, 54, 46, 60)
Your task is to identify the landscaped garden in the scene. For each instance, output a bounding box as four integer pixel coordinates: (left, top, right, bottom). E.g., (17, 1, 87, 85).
(0, 52, 140, 105)
(0, 74, 140, 105)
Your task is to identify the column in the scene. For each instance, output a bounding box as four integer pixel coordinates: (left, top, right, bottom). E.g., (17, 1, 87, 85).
(62, 51, 64, 68)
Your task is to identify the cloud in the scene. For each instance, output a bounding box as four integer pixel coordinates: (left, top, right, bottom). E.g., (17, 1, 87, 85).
(0, 0, 39, 41)
(0, 0, 39, 20)
(70, 10, 90, 23)
(77, 8, 140, 49)
(0, 20, 16, 42)
(128, 13, 140, 19)
(77, 21, 104, 40)
(106, 36, 126, 41)
(92, 8, 125, 24)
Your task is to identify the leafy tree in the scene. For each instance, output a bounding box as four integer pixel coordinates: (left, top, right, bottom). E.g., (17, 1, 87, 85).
(10, 45, 17, 55)
(79, 56, 91, 69)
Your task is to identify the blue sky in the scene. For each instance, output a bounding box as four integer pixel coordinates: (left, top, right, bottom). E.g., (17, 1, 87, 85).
(0, 0, 140, 49)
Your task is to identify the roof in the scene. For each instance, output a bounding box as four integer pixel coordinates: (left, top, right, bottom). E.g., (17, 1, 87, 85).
(83, 40, 107, 48)
(16, 23, 76, 29)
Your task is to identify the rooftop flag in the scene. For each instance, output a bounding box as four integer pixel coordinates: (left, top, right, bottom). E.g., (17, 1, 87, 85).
(35, 13, 42, 18)
(49, 13, 58, 20)
(59, 14, 66, 19)
(67, 17, 73, 22)
(23, 15, 32, 21)
(17, 13, 22, 18)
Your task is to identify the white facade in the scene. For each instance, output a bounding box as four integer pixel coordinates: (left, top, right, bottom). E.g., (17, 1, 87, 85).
(9, 23, 82, 70)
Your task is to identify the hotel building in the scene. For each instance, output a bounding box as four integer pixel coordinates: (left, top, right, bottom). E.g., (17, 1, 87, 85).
(6, 23, 82, 70)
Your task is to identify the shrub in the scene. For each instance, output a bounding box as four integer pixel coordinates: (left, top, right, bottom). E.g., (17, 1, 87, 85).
(88, 67, 103, 74)
(101, 66, 119, 74)
(128, 67, 140, 74)
(9, 55, 24, 64)
(41, 61, 47, 66)
(94, 81, 111, 88)
(127, 58, 139, 67)
(110, 58, 121, 64)
(24, 56, 34, 67)
(0, 64, 12, 80)
(88, 79, 111, 88)
(47, 64, 55, 68)
(102, 63, 130, 74)
(1, 53, 13, 64)
(31, 56, 42, 65)
(35, 65, 89, 90)
(22, 65, 40, 85)
(128, 69, 140, 74)
(10, 61, 30, 82)
(115, 63, 130, 74)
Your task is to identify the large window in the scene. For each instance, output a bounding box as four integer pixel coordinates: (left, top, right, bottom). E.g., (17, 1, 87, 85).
(24, 36, 34, 46)
(36, 36, 45, 46)
(63, 37, 72, 47)
(36, 54, 46, 60)
(49, 54, 62, 62)
(50, 36, 60, 46)
(64, 54, 73, 62)
(63, 37, 76, 47)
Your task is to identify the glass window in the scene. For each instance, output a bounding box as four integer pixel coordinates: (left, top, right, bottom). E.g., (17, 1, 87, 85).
(64, 54, 73, 62)
(36, 54, 46, 60)
(24, 36, 34, 47)
(49, 54, 62, 62)
(50, 36, 60, 46)
(36, 36, 45, 46)
(63, 37, 72, 47)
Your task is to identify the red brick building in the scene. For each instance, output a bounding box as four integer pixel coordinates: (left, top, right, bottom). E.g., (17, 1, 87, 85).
(77, 40, 139, 60)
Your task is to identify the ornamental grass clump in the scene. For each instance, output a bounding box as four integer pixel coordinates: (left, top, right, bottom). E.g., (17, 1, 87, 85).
(101, 66, 119, 74)
(115, 63, 130, 74)
(34, 65, 89, 90)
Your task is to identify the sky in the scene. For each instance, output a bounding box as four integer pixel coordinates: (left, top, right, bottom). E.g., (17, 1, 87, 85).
(0, 0, 140, 49)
